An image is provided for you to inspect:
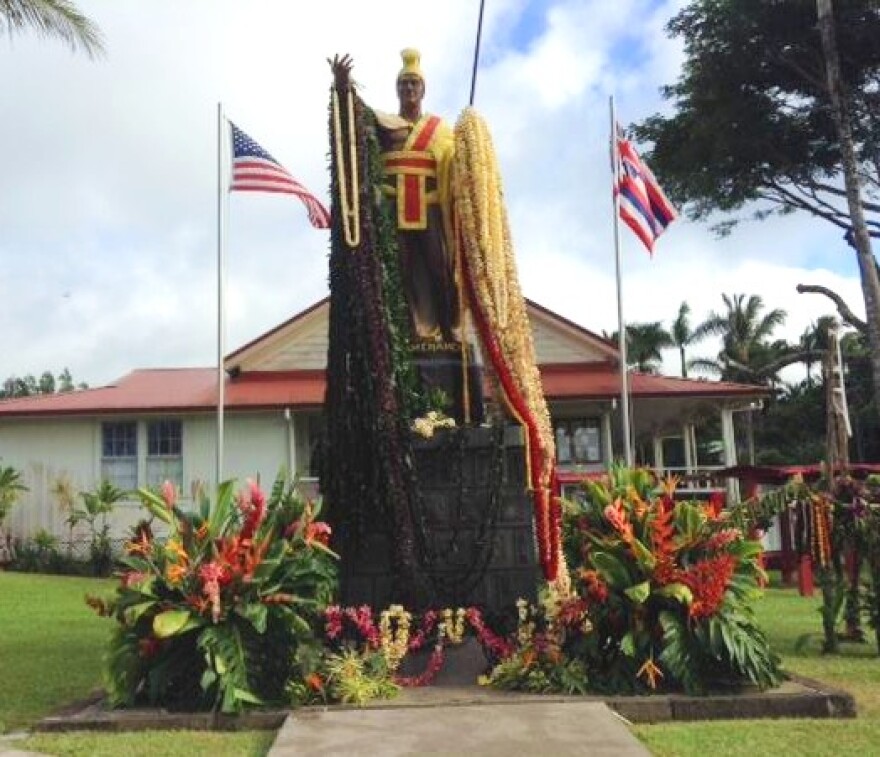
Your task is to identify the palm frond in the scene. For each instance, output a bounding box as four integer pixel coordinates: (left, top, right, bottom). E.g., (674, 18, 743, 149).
(1, 0, 104, 57)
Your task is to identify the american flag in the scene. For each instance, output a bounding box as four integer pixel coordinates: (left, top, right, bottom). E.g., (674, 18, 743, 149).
(614, 123, 677, 254)
(229, 122, 330, 229)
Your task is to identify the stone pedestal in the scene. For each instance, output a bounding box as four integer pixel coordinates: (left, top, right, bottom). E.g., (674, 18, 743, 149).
(338, 425, 539, 613)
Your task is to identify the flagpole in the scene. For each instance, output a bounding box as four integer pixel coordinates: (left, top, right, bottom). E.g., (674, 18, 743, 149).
(216, 102, 228, 489)
(610, 95, 634, 467)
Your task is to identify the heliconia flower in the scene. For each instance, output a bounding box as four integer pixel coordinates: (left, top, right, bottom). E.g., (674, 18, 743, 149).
(165, 563, 188, 586)
(125, 531, 152, 557)
(165, 539, 188, 564)
(604, 499, 633, 540)
(161, 480, 178, 509)
(681, 554, 738, 619)
(637, 655, 664, 690)
(306, 673, 325, 692)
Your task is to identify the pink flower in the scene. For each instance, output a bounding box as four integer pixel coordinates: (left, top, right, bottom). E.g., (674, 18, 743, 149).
(161, 480, 178, 509)
(604, 500, 633, 540)
(199, 561, 228, 623)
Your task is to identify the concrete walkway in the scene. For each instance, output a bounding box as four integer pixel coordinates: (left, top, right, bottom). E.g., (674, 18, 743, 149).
(269, 698, 650, 756)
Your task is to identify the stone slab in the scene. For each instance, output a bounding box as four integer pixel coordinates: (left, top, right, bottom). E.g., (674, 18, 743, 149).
(269, 700, 650, 757)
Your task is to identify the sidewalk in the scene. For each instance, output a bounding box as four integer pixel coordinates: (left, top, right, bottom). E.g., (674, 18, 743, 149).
(269, 693, 650, 757)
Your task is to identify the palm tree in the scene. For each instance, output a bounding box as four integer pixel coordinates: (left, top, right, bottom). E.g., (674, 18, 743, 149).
(669, 301, 706, 378)
(690, 294, 790, 384)
(1, 0, 104, 57)
(608, 322, 674, 374)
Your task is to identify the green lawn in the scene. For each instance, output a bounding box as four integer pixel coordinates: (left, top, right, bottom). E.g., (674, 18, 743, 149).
(0, 571, 273, 756)
(0, 572, 110, 733)
(4, 572, 878, 756)
(634, 583, 880, 756)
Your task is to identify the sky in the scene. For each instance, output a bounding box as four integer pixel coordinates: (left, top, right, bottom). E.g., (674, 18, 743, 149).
(0, 0, 867, 388)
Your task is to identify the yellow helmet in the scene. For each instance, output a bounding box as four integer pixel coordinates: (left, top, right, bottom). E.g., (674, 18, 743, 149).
(398, 48, 424, 81)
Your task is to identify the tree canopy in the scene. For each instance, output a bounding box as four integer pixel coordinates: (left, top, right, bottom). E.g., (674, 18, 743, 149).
(634, 0, 880, 234)
(0, 0, 104, 57)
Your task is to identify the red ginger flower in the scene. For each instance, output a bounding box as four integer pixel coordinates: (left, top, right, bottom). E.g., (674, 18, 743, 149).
(160, 480, 177, 509)
(199, 561, 228, 622)
(239, 479, 267, 539)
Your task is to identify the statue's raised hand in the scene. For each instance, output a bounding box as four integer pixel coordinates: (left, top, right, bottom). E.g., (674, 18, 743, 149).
(329, 54, 353, 92)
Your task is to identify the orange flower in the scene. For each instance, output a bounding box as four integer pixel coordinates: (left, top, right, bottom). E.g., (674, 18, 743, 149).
(521, 648, 537, 669)
(305, 521, 332, 547)
(165, 563, 188, 586)
(306, 673, 325, 692)
(637, 656, 664, 690)
(195, 522, 210, 542)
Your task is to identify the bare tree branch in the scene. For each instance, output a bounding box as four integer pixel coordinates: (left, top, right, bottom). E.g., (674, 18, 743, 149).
(796, 283, 868, 333)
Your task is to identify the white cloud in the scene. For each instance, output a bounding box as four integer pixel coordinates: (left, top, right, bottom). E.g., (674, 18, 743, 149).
(0, 0, 867, 389)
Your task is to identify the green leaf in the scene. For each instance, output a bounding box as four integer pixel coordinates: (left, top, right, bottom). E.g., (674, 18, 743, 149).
(591, 551, 631, 589)
(152, 609, 194, 638)
(624, 581, 651, 604)
(620, 631, 636, 657)
(136, 488, 173, 524)
(656, 582, 693, 605)
(234, 603, 268, 634)
(628, 538, 657, 570)
(123, 601, 156, 625)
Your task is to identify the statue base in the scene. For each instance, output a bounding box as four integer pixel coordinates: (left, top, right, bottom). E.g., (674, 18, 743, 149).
(411, 340, 484, 426)
(337, 425, 539, 613)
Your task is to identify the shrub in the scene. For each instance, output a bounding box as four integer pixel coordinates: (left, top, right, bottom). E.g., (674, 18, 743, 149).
(87, 475, 337, 713)
(0, 466, 27, 527)
(556, 466, 781, 695)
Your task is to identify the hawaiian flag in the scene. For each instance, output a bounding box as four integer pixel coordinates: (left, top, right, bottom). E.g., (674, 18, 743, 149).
(614, 123, 677, 254)
(229, 122, 330, 229)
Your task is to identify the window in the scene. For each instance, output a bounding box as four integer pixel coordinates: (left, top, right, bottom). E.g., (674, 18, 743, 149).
(554, 418, 601, 465)
(146, 420, 183, 489)
(101, 422, 137, 490)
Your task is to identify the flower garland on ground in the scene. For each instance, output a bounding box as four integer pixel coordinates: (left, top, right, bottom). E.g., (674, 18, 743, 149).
(324, 604, 513, 687)
(451, 106, 565, 587)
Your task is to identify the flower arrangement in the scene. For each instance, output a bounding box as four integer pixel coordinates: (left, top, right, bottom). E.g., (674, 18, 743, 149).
(558, 466, 780, 694)
(321, 603, 512, 689)
(87, 474, 337, 713)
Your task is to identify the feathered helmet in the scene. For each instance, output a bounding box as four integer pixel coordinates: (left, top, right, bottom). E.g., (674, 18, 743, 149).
(397, 48, 424, 82)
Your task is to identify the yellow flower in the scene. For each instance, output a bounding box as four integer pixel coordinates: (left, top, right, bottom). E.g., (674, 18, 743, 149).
(165, 539, 188, 563)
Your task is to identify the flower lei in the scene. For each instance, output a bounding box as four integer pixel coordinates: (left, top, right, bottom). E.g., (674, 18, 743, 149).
(325, 605, 514, 687)
(451, 107, 563, 583)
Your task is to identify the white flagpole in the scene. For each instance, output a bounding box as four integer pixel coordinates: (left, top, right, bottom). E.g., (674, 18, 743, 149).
(216, 102, 228, 489)
(610, 95, 634, 467)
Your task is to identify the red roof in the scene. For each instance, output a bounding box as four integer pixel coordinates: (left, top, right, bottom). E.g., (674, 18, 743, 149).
(0, 364, 765, 418)
(540, 364, 766, 400)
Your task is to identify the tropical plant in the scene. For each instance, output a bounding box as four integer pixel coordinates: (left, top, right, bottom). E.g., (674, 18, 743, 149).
(0, 0, 103, 56)
(561, 467, 781, 694)
(669, 301, 704, 378)
(87, 474, 337, 713)
(0, 466, 28, 527)
(70, 480, 126, 576)
(690, 293, 793, 384)
(607, 322, 674, 374)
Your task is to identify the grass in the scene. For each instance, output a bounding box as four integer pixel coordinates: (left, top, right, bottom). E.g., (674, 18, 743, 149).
(20, 730, 276, 756)
(0, 572, 273, 756)
(634, 582, 880, 756)
(0, 572, 110, 733)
